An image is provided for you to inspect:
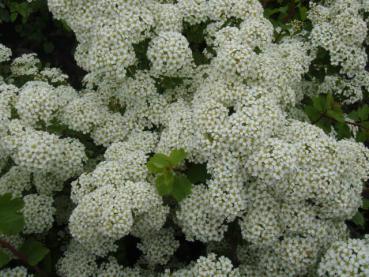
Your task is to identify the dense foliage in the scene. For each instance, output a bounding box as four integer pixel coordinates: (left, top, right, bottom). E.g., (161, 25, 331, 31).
(0, 0, 369, 276)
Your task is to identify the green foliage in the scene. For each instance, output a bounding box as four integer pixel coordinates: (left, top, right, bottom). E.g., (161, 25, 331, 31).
(302, 84, 369, 232)
(263, 0, 309, 41)
(147, 149, 192, 202)
(0, 250, 11, 268)
(304, 93, 349, 136)
(0, 194, 50, 270)
(352, 211, 366, 228)
(264, 1, 306, 25)
(303, 93, 369, 232)
(0, 194, 24, 235)
(1, 0, 57, 53)
(348, 105, 369, 143)
(169, 149, 187, 165)
(183, 21, 210, 66)
(19, 239, 49, 266)
(171, 174, 192, 202)
(362, 199, 369, 210)
(0, 1, 35, 24)
(0, 0, 83, 87)
(0, 0, 368, 273)
(147, 154, 173, 174)
(304, 93, 369, 142)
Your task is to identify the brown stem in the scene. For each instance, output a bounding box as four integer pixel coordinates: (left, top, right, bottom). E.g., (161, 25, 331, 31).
(345, 120, 369, 131)
(329, 116, 369, 132)
(315, 112, 369, 132)
(283, 0, 297, 22)
(0, 239, 44, 276)
(261, 0, 271, 7)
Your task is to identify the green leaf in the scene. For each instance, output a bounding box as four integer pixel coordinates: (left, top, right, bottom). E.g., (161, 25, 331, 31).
(0, 250, 11, 268)
(13, 3, 31, 21)
(312, 96, 326, 112)
(356, 130, 369, 143)
(19, 239, 49, 266)
(362, 199, 369, 210)
(357, 105, 369, 121)
(0, 9, 10, 23)
(327, 110, 345, 123)
(264, 8, 281, 17)
(169, 149, 186, 166)
(361, 121, 369, 129)
(334, 123, 351, 139)
(0, 194, 24, 235)
(352, 211, 365, 228)
(326, 93, 334, 110)
(10, 12, 17, 22)
(159, 76, 184, 90)
(349, 105, 369, 122)
(185, 163, 210, 184)
(147, 154, 172, 173)
(298, 6, 307, 21)
(304, 105, 320, 122)
(183, 22, 207, 44)
(156, 172, 174, 196)
(39, 253, 53, 275)
(316, 118, 332, 134)
(348, 110, 360, 121)
(172, 174, 192, 202)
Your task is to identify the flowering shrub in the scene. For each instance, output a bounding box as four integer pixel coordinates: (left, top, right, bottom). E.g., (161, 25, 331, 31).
(0, 0, 369, 276)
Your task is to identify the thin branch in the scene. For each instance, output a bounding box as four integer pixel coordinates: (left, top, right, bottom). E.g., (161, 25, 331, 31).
(261, 0, 271, 7)
(0, 239, 44, 276)
(283, 0, 297, 22)
(314, 112, 369, 132)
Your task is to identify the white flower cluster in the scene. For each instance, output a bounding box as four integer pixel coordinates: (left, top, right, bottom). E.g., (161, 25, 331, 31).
(0, 0, 367, 275)
(318, 237, 369, 277)
(57, 240, 143, 277)
(0, 49, 87, 238)
(307, 0, 369, 103)
(22, 194, 55, 234)
(10, 54, 40, 77)
(137, 228, 179, 266)
(163, 253, 240, 277)
(68, 134, 169, 256)
(46, 0, 265, 80)
(317, 73, 369, 105)
(0, 43, 12, 63)
(310, 0, 368, 75)
(16, 81, 61, 127)
(46, 0, 369, 274)
(69, 181, 166, 256)
(2, 121, 86, 181)
(57, 240, 98, 277)
(0, 266, 33, 277)
(147, 31, 193, 77)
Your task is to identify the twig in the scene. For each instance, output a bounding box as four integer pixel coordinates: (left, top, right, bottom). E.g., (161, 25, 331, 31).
(313, 112, 369, 132)
(0, 239, 44, 276)
(283, 0, 297, 22)
(261, 0, 271, 7)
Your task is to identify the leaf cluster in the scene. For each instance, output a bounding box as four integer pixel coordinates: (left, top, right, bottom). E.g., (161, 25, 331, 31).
(0, 194, 49, 274)
(147, 149, 192, 202)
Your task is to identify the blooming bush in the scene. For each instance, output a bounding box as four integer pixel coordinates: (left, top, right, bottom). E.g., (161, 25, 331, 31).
(0, 0, 369, 276)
